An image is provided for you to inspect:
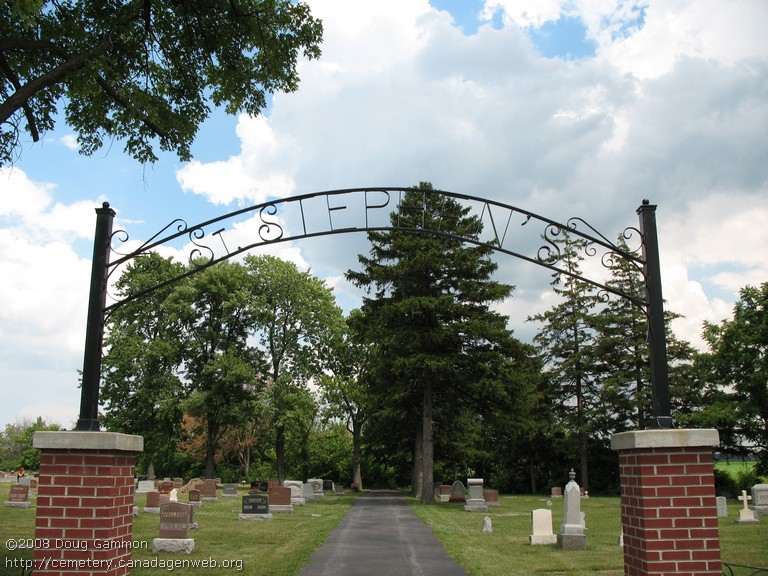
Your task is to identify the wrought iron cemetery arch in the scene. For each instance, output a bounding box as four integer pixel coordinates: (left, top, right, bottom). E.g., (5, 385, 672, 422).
(76, 188, 672, 432)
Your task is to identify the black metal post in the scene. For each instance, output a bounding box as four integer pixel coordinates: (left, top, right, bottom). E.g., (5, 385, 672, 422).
(75, 202, 115, 431)
(637, 200, 673, 428)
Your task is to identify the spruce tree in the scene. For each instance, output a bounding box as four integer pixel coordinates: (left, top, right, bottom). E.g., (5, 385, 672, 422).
(527, 230, 601, 492)
(346, 183, 514, 503)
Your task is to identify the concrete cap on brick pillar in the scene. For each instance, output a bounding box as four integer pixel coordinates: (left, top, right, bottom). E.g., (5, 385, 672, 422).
(610, 428, 719, 451)
(33, 430, 144, 452)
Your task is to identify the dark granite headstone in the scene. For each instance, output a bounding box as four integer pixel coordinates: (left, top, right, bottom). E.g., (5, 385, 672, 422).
(242, 494, 269, 515)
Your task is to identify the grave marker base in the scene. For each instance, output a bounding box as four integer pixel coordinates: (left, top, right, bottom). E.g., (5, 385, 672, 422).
(152, 538, 195, 553)
(530, 534, 558, 545)
(557, 533, 587, 551)
(238, 513, 273, 520)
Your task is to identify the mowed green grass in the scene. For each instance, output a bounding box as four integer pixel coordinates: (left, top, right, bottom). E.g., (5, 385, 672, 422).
(0, 484, 355, 576)
(410, 494, 768, 576)
(1, 484, 767, 575)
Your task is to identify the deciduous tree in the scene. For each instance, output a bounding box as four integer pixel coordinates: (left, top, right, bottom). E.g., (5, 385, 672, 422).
(701, 282, 768, 474)
(1, 0, 322, 165)
(244, 254, 345, 484)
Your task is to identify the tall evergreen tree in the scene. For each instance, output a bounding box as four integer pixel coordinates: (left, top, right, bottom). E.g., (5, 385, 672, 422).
(346, 183, 515, 503)
(527, 231, 601, 491)
(593, 237, 698, 433)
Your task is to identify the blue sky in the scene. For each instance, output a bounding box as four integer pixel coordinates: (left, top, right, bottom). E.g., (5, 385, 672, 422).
(1, 0, 767, 429)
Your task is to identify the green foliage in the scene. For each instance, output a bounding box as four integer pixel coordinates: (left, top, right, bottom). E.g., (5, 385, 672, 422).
(101, 252, 187, 477)
(347, 182, 534, 502)
(701, 282, 768, 474)
(0, 416, 61, 471)
(1, 0, 323, 165)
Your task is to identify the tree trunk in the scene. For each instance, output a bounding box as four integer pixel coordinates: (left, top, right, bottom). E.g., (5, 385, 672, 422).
(412, 423, 423, 498)
(276, 424, 286, 484)
(420, 380, 434, 504)
(205, 418, 217, 479)
(351, 418, 363, 490)
(529, 461, 537, 494)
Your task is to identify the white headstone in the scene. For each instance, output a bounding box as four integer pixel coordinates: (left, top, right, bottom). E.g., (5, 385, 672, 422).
(284, 480, 306, 505)
(530, 508, 557, 545)
(557, 469, 587, 550)
(482, 516, 493, 533)
(716, 496, 728, 517)
(736, 490, 759, 524)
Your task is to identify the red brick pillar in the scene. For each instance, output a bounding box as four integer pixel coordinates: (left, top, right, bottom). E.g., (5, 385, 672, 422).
(611, 429, 721, 576)
(32, 431, 143, 576)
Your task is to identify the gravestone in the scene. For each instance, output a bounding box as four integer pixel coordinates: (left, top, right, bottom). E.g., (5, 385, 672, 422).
(186, 503, 198, 530)
(530, 508, 557, 545)
(464, 478, 488, 512)
(482, 516, 493, 533)
(188, 489, 201, 507)
(239, 493, 272, 520)
(144, 491, 161, 513)
(439, 485, 451, 503)
(222, 483, 238, 498)
(551, 486, 563, 498)
(250, 481, 269, 492)
(137, 479, 155, 493)
(284, 480, 305, 505)
(751, 484, 768, 517)
(335, 485, 346, 495)
(5, 485, 30, 508)
(449, 480, 465, 503)
(268, 486, 293, 513)
(17, 476, 36, 498)
(158, 480, 174, 494)
(716, 496, 728, 517)
(309, 478, 324, 498)
(736, 490, 759, 524)
(557, 469, 587, 550)
(483, 489, 500, 507)
(152, 502, 195, 554)
(323, 479, 334, 492)
(173, 477, 183, 490)
(303, 482, 316, 501)
(169, 488, 178, 502)
(202, 479, 217, 502)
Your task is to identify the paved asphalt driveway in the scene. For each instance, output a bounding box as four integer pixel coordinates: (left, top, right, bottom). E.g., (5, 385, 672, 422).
(297, 490, 468, 576)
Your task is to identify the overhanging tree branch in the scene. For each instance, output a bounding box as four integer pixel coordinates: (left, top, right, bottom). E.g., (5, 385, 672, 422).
(0, 36, 113, 125)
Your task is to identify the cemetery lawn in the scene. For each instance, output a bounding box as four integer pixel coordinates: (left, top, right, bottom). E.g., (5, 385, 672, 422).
(2, 484, 768, 575)
(410, 494, 768, 576)
(0, 484, 356, 576)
